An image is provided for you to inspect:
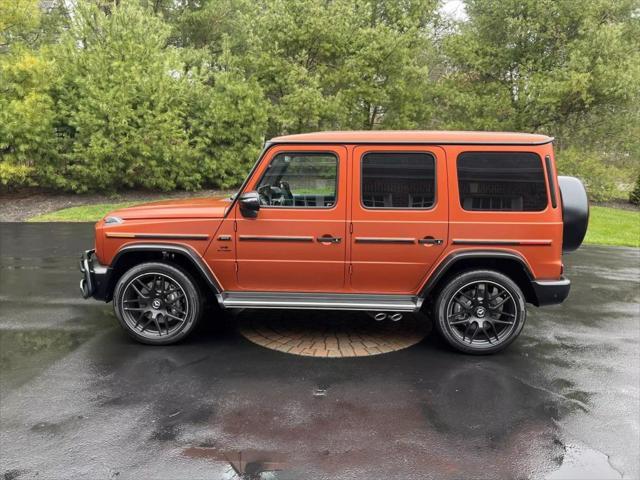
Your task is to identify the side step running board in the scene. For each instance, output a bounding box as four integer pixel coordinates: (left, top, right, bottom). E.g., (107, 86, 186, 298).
(217, 292, 422, 312)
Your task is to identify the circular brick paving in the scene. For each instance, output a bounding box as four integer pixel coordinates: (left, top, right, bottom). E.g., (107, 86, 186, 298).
(238, 311, 430, 358)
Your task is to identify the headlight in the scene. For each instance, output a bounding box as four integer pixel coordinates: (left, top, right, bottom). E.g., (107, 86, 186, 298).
(104, 216, 124, 225)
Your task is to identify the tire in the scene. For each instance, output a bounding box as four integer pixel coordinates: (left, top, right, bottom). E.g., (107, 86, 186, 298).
(113, 262, 202, 345)
(434, 270, 526, 355)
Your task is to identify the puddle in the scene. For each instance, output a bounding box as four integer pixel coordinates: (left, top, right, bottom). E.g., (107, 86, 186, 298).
(0, 328, 95, 391)
(2, 469, 28, 480)
(547, 442, 623, 479)
(183, 447, 286, 479)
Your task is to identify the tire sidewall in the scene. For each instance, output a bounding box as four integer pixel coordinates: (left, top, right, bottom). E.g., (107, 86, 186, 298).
(113, 262, 201, 345)
(434, 270, 526, 355)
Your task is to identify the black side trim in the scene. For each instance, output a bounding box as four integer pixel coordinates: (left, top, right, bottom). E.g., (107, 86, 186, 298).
(419, 250, 534, 297)
(355, 237, 416, 244)
(452, 240, 552, 246)
(545, 155, 558, 208)
(239, 235, 314, 243)
(110, 243, 222, 293)
(453, 240, 520, 246)
(135, 233, 209, 240)
(106, 233, 210, 240)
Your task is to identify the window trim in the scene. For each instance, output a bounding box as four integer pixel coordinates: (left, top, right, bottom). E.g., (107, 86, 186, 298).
(359, 150, 438, 211)
(545, 155, 558, 209)
(456, 151, 549, 213)
(254, 150, 340, 210)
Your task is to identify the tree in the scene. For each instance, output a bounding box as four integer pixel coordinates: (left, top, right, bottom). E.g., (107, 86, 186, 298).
(0, 0, 41, 48)
(50, 2, 192, 191)
(182, 48, 269, 189)
(440, 0, 640, 135)
(2, 0, 638, 196)
(174, 0, 441, 136)
(49, 1, 267, 191)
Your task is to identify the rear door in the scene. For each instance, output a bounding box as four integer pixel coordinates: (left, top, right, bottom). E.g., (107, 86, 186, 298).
(349, 146, 448, 293)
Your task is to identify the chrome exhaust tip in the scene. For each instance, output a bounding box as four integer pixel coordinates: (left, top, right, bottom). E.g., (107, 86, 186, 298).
(389, 312, 403, 322)
(373, 312, 387, 321)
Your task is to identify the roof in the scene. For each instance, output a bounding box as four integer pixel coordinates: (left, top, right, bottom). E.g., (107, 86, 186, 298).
(269, 130, 553, 146)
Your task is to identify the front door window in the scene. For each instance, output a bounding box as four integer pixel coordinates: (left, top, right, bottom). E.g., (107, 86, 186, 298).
(256, 153, 338, 208)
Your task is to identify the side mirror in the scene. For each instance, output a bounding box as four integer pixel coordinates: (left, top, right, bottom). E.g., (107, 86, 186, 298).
(239, 191, 260, 217)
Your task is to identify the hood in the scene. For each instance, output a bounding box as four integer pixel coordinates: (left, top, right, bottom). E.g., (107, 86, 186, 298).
(107, 196, 232, 220)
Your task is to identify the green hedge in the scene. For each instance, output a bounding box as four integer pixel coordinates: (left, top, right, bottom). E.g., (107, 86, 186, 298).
(0, 3, 267, 193)
(555, 148, 632, 203)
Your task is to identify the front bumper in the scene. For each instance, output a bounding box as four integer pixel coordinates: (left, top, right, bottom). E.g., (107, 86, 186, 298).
(531, 277, 571, 306)
(79, 249, 112, 301)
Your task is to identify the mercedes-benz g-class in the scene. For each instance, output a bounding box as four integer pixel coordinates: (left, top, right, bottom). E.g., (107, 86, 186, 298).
(80, 131, 589, 354)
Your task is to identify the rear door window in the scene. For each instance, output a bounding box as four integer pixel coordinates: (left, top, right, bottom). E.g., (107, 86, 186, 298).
(361, 152, 436, 209)
(457, 152, 547, 211)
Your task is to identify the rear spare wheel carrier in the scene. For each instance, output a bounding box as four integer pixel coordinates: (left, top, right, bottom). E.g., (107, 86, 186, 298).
(558, 176, 589, 252)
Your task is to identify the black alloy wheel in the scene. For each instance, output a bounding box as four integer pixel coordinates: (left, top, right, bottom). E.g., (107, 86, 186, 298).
(434, 270, 526, 354)
(113, 262, 202, 345)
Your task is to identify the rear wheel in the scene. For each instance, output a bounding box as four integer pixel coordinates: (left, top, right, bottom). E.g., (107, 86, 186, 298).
(434, 270, 526, 354)
(113, 262, 202, 345)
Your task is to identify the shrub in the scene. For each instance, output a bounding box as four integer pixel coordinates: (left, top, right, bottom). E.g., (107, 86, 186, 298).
(630, 174, 640, 206)
(49, 3, 194, 192)
(0, 49, 58, 185)
(0, 163, 34, 189)
(555, 148, 624, 202)
(46, 2, 266, 192)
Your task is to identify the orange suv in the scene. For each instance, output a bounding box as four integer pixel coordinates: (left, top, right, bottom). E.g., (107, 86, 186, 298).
(80, 131, 589, 354)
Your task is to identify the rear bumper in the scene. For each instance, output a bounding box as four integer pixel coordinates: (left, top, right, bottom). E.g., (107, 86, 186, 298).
(531, 277, 571, 306)
(79, 249, 112, 301)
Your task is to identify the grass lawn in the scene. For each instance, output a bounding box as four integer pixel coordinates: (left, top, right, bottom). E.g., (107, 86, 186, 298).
(583, 205, 639, 248)
(26, 201, 639, 248)
(28, 202, 137, 222)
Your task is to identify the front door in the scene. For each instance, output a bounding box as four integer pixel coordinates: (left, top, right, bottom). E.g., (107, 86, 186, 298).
(349, 146, 448, 293)
(235, 145, 348, 292)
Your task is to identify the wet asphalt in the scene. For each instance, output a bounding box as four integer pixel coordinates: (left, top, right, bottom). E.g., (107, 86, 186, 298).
(0, 223, 638, 480)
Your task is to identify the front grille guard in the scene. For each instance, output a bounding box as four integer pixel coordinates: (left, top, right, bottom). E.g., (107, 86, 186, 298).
(79, 249, 95, 298)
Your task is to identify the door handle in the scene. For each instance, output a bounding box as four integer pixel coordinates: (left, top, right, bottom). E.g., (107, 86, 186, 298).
(419, 237, 443, 245)
(317, 235, 342, 244)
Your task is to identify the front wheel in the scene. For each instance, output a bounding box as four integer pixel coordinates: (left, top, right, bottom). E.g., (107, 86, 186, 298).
(113, 262, 202, 345)
(434, 270, 526, 355)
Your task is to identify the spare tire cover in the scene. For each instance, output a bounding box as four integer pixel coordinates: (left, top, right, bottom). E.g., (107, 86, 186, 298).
(558, 176, 589, 252)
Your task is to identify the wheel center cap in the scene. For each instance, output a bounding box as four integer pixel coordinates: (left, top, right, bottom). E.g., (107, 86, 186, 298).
(475, 306, 486, 318)
(152, 298, 162, 309)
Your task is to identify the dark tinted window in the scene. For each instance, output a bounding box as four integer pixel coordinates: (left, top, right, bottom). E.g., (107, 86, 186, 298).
(457, 152, 547, 211)
(362, 153, 435, 209)
(257, 152, 337, 207)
